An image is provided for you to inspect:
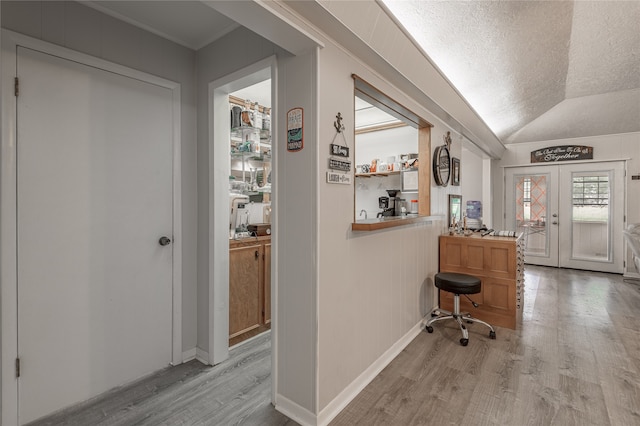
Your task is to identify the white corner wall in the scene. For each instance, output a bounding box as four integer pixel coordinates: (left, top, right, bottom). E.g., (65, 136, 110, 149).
(315, 39, 456, 421)
(194, 25, 285, 358)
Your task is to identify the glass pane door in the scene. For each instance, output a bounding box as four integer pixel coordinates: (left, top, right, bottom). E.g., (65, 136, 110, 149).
(515, 175, 548, 257)
(570, 172, 611, 262)
(559, 162, 625, 273)
(505, 166, 559, 267)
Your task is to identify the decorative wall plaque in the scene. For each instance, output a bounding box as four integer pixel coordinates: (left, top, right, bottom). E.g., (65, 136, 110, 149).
(531, 145, 593, 163)
(287, 107, 304, 152)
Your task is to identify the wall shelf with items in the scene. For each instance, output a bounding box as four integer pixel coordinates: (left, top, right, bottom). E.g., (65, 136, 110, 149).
(229, 96, 272, 195)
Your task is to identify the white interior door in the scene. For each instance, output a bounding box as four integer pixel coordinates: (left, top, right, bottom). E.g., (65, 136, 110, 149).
(506, 162, 625, 273)
(505, 166, 559, 267)
(558, 162, 625, 273)
(17, 46, 174, 424)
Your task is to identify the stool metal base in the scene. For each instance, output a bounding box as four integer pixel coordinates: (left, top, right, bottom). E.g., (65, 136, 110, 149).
(425, 294, 496, 346)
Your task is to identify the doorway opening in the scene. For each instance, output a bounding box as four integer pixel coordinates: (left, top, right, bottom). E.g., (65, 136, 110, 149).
(209, 58, 275, 365)
(505, 161, 626, 273)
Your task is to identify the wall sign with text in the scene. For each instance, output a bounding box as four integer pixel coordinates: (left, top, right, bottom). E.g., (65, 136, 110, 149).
(287, 107, 304, 152)
(531, 145, 593, 163)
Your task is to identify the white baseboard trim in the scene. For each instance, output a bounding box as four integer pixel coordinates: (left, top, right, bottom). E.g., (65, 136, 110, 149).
(623, 271, 640, 279)
(316, 321, 423, 426)
(182, 348, 197, 363)
(275, 393, 317, 426)
(181, 347, 210, 365)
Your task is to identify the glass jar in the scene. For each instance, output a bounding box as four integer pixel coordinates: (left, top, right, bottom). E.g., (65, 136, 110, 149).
(410, 199, 418, 214)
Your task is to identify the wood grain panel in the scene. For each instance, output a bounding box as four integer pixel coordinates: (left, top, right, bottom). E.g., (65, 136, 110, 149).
(438, 234, 522, 329)
(467, 244, 485, 271)
(264, 243, 271, 325)
(229, 243, 262, 339)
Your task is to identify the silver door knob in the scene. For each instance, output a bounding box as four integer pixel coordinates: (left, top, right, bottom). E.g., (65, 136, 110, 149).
(552, 213, 558, 217)
(159, 236, 172, 246)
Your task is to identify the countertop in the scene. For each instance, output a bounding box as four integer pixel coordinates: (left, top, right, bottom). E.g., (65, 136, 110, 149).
(351, 215, 440, 231)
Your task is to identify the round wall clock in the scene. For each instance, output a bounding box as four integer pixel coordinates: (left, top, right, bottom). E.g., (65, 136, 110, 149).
(433, 145, 451, 186)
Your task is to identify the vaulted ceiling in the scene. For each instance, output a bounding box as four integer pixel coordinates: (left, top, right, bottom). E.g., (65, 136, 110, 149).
(381, 0, 640, 144)
(86, 0, 640, 145)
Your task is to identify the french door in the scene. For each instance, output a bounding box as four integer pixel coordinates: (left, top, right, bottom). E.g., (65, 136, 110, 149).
(506, 161, 625, 273)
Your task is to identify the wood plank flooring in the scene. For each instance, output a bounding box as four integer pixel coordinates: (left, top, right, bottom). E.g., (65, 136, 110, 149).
(28, 331, 295, 426)
(29, 266, 639, 425)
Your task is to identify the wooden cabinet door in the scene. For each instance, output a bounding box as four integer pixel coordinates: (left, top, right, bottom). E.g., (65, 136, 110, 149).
(229, 244, 263, 339)
(264, 243, 271, 324)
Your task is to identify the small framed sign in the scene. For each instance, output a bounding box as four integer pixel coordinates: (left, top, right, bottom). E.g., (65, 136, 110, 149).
(451, 157, 460, 186)
(287, 107, 304, 152)
(330, 144, 349, 157)
(326, 171, 351, 185)
(328, 158, 351, 172)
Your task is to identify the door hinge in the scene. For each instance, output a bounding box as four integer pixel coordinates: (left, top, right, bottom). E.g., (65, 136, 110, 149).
(15, 358, 20, 378)
(14, 77, 19, 97)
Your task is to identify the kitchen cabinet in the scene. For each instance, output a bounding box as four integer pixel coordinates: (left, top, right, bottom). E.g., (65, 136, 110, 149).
(438, 233, 524, 329)
(229, 236, 271, 345)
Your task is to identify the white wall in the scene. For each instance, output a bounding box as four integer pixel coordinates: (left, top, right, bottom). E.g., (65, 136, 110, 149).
(194, 26, 286, 357)
(492, 132, 640, 273)
(0, 0, 198, 354)
(315, 39, 463, 418)
(461, 146, 484, 205)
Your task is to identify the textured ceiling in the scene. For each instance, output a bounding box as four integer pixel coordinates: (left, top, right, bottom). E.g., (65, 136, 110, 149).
(382, 0, 640, 144)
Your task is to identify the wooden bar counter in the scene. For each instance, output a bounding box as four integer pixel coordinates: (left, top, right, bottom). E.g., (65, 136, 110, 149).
(439, 233, 524, 329)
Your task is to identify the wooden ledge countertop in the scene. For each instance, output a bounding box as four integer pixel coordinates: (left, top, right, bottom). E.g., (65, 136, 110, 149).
(440, 232, 523, 241)
(229, 235, 271, 248)
(351, 215, 439, 231)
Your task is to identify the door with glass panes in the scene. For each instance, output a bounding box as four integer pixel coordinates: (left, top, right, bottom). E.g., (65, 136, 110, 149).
(505, 161, 625, 273)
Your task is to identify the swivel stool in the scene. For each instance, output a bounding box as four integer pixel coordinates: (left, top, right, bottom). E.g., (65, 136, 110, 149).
(426, 272, 496, 346)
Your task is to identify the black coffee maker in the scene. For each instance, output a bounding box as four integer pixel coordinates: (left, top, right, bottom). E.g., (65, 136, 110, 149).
(386, 189, 401, 215)
(377, 194, 394, 217)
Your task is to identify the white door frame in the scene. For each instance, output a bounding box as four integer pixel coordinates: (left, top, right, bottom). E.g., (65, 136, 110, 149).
(1, 30, 183, 425)
(208, 56, 277, 365)
(505, 166, 560, 267)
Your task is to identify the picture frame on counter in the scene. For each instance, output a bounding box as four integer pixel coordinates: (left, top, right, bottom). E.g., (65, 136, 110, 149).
(451, 157, 460, 186)
(401, 169, 419, 192)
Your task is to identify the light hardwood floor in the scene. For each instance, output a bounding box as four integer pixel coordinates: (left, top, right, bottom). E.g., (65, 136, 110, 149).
(30, 266, 639, 425)
(331, 266, 640, 425)
(28, 331, 294, 426)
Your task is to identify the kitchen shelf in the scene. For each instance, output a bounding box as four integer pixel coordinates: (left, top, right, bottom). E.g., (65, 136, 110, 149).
(231, 126, 271, 141)
(231, 152, 271, 161)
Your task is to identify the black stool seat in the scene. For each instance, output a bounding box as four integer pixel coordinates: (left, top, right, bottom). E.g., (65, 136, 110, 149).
(435, 272, 481, 294)
(427, 272, 495, 346)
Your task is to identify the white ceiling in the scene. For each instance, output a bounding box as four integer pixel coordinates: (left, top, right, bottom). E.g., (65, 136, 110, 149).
(84, 0, 640, 145)
(382, 0, 640, 144)
(86, 0, 239, 50)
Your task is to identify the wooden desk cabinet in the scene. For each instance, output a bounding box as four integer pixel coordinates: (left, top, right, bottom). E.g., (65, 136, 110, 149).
(229, 236, 271, 345)
(439, 233, 524, 329)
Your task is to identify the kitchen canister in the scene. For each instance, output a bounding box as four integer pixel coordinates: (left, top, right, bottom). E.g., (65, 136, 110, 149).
(410, 199, 418, 214)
